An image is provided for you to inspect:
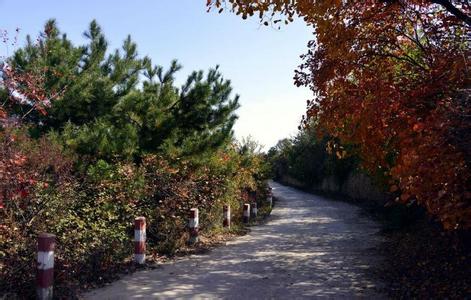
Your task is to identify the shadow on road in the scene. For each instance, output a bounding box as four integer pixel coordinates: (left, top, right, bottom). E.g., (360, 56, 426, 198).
(85, 182, 385, 299)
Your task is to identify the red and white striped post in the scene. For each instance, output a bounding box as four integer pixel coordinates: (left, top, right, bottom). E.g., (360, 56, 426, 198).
(189, 208, 199, 244)
(223, 205, 231, 228)
(251, 202, 258, 218)
(267, 187, 273, 207)
(134, 217, 146, 264)
(37, 233, 55, 300)
(243, 203, 250, 224)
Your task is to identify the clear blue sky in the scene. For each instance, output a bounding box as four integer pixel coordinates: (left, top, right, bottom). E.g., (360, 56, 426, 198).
(0, 0, 313, 149)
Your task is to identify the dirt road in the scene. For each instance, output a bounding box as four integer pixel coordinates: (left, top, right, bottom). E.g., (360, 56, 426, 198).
(84, 182, 385, 299)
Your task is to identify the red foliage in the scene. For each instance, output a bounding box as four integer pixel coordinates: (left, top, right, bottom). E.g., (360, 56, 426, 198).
(0, 129, 74, 215)
(294, 2, 470, 230)
(208, 1, 471, 229)
(1, 62, 62, 123)
(1, 29, 63, 125)
(0, 29, 65, 216)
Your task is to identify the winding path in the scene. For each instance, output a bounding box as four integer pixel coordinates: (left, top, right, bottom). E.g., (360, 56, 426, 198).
(84, 181, 385, 299)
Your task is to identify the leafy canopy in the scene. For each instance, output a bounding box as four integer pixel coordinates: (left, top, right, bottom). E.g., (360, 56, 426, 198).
(208, 1, 471, 230)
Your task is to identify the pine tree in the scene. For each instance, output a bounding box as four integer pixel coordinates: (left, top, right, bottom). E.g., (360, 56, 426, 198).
(5, 20, 240, 161)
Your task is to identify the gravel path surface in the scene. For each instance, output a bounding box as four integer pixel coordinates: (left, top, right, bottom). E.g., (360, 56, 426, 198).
(84, 181, 385, 299)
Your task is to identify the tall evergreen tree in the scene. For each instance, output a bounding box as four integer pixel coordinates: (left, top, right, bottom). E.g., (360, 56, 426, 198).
(4, 20, 240, 160)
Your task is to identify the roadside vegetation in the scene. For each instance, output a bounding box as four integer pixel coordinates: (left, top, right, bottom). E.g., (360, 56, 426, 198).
(1, 1, 470, 297)
(0, 20, 271, 298)
(209, 0, 470, 231)
(207, 1, 471, 297)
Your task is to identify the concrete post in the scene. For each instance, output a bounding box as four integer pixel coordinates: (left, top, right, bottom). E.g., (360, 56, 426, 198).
(267, 187, 273, 207)
(37, 233, 55, 300)
(134, 217, 146, 264)
(243, 203, 250, 224)
(251, 202, 258, 218)
(189, 208, 199, 244)
(223, 205, 231, 228)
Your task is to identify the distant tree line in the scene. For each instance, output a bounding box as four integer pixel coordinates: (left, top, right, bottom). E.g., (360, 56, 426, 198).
(268, 125, 358, 189)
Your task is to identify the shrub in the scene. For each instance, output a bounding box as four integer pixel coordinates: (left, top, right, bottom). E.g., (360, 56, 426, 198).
(0, 133, 270, 297)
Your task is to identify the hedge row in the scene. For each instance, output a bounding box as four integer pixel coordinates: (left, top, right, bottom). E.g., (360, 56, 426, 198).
(0, 130, 270, 298)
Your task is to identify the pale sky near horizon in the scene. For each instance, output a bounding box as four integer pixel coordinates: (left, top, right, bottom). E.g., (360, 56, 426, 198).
(0, 0, 313, 150)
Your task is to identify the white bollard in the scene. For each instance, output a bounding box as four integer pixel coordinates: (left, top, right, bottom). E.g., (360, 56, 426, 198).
(189, 208, 199, 244)
(223, 205, 231, 228)
(267, 187, 273, 207)
(243, 203, 250, 224)
(251, 203, 258, 218)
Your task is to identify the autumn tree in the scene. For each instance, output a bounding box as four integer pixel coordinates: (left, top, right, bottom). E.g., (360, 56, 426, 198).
(0, 28, 60, 125)
(1, 26, 69, 211)
(208, 1, 471, 229)
(207, 1, 471, 26)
